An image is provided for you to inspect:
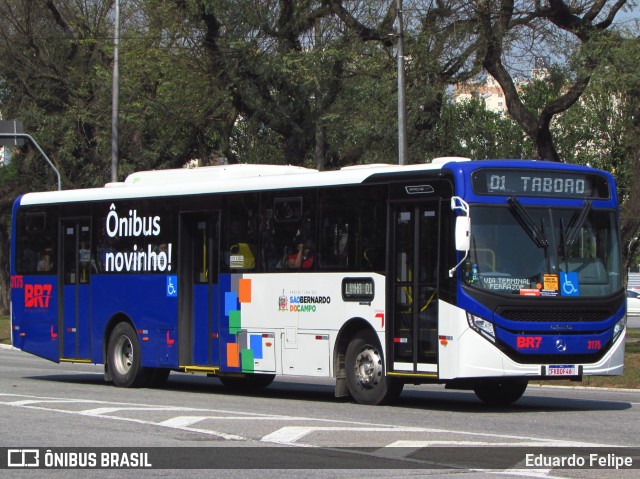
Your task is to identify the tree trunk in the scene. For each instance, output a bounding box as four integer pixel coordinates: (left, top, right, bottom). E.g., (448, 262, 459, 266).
(535, 127, 561, 162)
(0, 219, 10, 315)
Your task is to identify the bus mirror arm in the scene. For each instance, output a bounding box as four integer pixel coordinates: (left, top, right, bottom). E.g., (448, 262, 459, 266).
(449, 196, 470, 278)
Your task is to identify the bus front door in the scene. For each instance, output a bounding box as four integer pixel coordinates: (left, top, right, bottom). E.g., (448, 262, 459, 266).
(178, 212, 221, 368)
(60, 219, 92, 361)
(390, 203, 440, 374)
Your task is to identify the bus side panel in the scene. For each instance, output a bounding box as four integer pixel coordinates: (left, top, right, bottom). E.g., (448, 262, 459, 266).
(91, 274, 179, 367)
(225, 273, 385, 377)
(218, 274, 241, 373)
(10, 198, 60, 362)
(10, 275, 60, 362)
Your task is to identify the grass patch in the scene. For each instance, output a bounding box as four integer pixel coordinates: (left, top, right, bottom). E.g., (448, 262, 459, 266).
(1, 314, 638, 389)
(581, 328, 640, 389)
(0, 314, 10, 345)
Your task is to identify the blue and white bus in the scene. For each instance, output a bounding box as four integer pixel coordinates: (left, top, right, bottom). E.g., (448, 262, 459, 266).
(10, 158, 626, 405)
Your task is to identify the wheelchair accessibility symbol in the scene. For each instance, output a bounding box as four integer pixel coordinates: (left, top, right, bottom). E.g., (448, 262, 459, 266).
(167, 275, 178, 297)
(560, 272, 579, 297)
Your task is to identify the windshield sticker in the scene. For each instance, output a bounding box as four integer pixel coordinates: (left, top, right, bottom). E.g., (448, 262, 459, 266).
(540, 289, 559, 297)
(519, 288, 541, 296)
(539, 274, 560, 297)
(560, 272, 580, 296)
(543, 274, 559, 291)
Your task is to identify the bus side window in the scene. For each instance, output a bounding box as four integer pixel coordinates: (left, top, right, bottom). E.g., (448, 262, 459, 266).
(264, 192, 316, 271)
(16, 209, 58, 275)
(223, 194, 258, 272)
(317, 185, 387, 272)
(318, 214, 350, 269)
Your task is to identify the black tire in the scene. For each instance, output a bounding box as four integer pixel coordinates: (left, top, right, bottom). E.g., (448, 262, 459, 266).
(107, 322, 151, 388)
(473, 380, 528, 406)
(345, 329, 403, 405)
(219, 373, 276, 391)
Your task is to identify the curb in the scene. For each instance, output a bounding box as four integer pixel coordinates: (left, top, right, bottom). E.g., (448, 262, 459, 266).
(528, 383, 640, 393)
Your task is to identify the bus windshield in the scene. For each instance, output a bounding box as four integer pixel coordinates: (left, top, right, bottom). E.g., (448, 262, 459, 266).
(463, 203, 622, 297)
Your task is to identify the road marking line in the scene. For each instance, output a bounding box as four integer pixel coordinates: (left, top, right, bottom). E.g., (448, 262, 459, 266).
(0, 392, 624, 451)
(262, 425, 615, 447)
(79, 406, 195, 416)
(386, 440, 602, 447)
(1, 393, 246, 441)
(157, 416, 209, 428)
(5, 399, 89, 406)
(262, 426, 437, 444)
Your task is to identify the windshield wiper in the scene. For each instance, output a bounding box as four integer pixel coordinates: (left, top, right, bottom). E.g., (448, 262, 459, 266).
(507, 197, 549, 249)
(564, 201, 592, 247)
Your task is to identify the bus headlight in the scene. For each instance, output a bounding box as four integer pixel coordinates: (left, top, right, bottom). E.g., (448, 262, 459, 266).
(613, 317, 626, 341)
(466, 312, 496, 342)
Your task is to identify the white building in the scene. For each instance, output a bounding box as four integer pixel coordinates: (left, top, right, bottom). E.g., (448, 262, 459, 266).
(453, 76, 509, 115)
(453, 60, 548, 115)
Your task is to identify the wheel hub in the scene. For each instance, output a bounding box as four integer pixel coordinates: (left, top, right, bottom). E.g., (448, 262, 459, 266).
(113, 336, 133, 375)
(354, 346, 383, 388)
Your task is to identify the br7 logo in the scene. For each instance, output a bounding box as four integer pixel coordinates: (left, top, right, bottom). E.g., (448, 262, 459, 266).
(25, 284, 53, 308)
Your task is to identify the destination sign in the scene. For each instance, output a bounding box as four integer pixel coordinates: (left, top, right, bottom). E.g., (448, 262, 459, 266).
(342, 277, 375, 302)
(472, 169, 610, 199)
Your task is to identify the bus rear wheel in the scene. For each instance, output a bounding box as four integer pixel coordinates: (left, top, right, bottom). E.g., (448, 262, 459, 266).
(473, 380, 528, 406)
(107, 322, 150, 388)
(345, 329, 403, 405)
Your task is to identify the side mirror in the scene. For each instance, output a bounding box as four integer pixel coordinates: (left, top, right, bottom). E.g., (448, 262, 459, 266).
(455, 216, 471, 252)
(449, 196, 470, 277)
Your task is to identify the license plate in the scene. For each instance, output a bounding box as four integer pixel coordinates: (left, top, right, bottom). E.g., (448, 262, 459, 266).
(547, 365, 577, 376)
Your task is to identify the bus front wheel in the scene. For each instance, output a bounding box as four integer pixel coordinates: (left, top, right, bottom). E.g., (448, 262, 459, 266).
(107, 322, 150, 388)
(473, 380, 528, 406)
(345, 329, 403, 405)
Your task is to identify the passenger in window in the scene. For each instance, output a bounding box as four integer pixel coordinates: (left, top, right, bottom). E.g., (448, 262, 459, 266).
(37, 248, 53, 272)
(287, 239, 315, 270)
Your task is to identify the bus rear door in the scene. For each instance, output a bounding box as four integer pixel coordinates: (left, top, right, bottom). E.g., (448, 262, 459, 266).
(60, 219, 92, 361)
(178, 212, 221, 369)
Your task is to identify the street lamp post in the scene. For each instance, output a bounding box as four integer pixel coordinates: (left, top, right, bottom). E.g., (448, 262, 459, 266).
(111, 0, 120, 183)
(396, 0, 408, 166)
(0, 132, 62, 190)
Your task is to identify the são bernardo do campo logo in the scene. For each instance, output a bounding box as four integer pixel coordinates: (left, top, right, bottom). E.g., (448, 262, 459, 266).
(279, 290, 331, 313)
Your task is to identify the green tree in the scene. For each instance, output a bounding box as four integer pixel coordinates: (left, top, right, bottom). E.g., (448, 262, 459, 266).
(115, 0, 232, 172)
(321, 1, 490, 164)
(197, 0, 349, 166)
(0, 0, 116, 314)
(478, 0, 632, 162)
(554, 35, 640, 271)
(0, 0, 230, 313)
(435, 96, 535, 159)
(513, 32, 640, 271)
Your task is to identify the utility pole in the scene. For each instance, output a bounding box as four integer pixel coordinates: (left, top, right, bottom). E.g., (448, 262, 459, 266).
(315, 17, 325, 171)
(396, 0, 408, 165)
(111, 0, 120, 183)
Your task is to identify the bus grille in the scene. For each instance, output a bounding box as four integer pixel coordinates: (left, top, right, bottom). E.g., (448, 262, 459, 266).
(504, 350, 608, 365)
(497, 308, 611, 323)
